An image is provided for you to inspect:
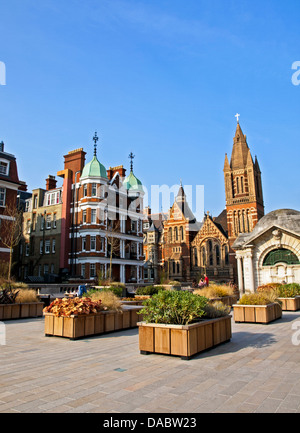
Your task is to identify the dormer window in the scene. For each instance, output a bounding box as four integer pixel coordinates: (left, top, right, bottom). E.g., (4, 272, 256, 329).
(0, 160, 9, 175)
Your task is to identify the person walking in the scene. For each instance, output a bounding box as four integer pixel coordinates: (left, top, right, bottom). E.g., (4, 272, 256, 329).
(204, 274, 209, 287)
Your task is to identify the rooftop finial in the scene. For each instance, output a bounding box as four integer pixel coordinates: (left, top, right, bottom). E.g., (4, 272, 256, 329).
(93, 131, 99, 156)
(129, 152, 135, 172)
(235, 113, 240, 124)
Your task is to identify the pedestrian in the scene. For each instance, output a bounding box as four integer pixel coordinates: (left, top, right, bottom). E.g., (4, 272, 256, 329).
(204, 274, 209, 287)
(198, 278, 205, 288)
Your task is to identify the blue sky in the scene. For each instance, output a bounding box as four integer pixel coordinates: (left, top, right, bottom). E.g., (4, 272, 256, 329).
(0, 0, 299, 220)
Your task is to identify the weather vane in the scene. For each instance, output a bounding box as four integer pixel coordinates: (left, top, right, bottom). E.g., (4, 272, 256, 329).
(129, 152, 135, 172)
(93, 131, 99, 156)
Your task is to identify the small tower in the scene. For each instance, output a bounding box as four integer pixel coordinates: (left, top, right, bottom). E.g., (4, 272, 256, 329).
(224, 116, 264, 248)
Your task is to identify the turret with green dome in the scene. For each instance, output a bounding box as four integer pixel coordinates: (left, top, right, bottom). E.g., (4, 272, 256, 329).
(81, 132, 108, 180)
(123, 152, 143, 193)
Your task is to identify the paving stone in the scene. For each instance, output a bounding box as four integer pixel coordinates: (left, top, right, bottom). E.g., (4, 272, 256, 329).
(2, 312, 300, 413)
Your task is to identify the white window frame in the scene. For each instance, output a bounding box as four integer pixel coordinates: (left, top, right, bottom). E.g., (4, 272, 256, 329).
(45, 240, 51, 254)
(0, 187, 6, 207)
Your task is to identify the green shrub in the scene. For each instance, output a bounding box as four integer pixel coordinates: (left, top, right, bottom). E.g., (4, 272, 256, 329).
(278, 284, 300, 298)
(141, 290, 208, 325)
(87, 286, 123, 298)
(136, 286, 165, 296)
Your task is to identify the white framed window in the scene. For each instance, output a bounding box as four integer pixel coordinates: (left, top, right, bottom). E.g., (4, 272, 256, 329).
(25, 243, 30, 256)
(40, 240, 43, 255)
(81, 263, 85, 278)
(0, 161, 8, 175)
(52, 239, 56, 253)
(33, 195, 38, 209)
(38, 265, 42, 277)
(92, 183, 97, 197)
(26, 219, 31, 234)
(53, 213, 57, 228)
(40, 215, 45, 230)
(0, 187, 6, 206)
(90, 263, 96, 278)
(46, 214, 51, 229)
(82, 236, 86, 251)
(44, 264, 49, 275)
(45, 240, 50, 254)
(100, 237, 105, 252)
(91, 209, 96, 224)
(82, 210, 87, 224)
(83, 184, 87, 197)
(90, 236, 96, 251)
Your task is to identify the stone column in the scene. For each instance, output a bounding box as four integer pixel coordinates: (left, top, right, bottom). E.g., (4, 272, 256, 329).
(236, 255, 244, 296)
(247, 253, 255, 293)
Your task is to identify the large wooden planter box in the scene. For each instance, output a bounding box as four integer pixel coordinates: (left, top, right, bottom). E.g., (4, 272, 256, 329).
(209, 296, 238, 307)
(0, 302, 44, 321)
(278, 297, 300, 311)
(44, 306, 144, 340)
(233, 303, 282, 324)
(121, 300, 145, 306)
(138, 315, 232, 360)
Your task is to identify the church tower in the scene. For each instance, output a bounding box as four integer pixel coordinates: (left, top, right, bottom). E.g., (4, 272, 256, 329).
(224, 116, 264, 249)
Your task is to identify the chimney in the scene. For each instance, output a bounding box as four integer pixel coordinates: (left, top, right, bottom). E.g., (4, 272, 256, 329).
(46, 175, 57, 191)
(0, 141, 4, 152)
(63, 148, 86, 183)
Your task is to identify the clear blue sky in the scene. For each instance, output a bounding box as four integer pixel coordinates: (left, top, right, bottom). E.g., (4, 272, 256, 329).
(0, 0, 299, 220)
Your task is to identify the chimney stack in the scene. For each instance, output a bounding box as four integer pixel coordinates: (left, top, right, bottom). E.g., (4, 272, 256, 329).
(46, 175, 57, 191)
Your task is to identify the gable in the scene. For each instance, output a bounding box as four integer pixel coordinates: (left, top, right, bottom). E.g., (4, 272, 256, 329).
(192, 216, 228, 247)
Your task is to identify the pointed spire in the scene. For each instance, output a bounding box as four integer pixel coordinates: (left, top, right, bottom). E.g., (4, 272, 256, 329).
(224, 153, 230, 172)
(230, 120, 250, 169)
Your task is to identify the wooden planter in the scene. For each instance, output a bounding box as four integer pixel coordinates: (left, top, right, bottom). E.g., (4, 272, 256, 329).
(0, 302, 44, 321)
(121, 300, 145, 306)
(209, 296, 238, 307)
(138, 315, 232, 360)
(233, 303, 282, 324)
(278, 297, 300, 311)
(44, 306, 144, 340)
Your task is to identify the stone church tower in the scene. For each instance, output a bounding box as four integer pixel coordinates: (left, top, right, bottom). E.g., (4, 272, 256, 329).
(224, 117, 264, 251)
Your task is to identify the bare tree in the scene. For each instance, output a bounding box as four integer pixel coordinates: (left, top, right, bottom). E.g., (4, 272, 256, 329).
(105, 220, 120, 282)
(0, 202, 23, 280)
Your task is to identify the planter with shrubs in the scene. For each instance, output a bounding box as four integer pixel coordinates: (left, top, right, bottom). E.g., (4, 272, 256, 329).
(194, 284, 238, 307)
(233, 292, 282, 324)
(257, 283, 300, 312)
(138, 291, 232, 360)
(44, 291, 143, 340)
(0, 286, 44, 320)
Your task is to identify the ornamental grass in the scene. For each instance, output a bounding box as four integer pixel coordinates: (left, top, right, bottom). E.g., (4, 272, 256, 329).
(194, 284, 234, 299)
(88, 291, 123, 312)
(238, 293, 274, 306)
(15, 289, 39, 304)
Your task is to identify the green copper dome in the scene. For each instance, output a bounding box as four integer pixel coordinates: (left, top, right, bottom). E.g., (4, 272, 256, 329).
(123, 170, 143, 192)
(81, 155, 108, 179)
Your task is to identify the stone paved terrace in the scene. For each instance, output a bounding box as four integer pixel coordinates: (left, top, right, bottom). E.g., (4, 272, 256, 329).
(1, 311, 300, 414)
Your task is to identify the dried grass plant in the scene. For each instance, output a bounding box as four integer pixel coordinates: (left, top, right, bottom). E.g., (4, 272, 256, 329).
(194, 284, 234, 299)
(88, 291, 122, 312)
(15, 289, 39, 304)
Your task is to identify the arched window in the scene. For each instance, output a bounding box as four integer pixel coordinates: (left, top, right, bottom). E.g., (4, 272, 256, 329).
(215, 245, 220, 266)
(241, 176, 244, 193)
(194, 248, 198, 266)
(208, 241, 213, 266)
(169, 228, 172, 243)
(177, 262, 180, 274)
(180, 226, 184, 242)
(236, 177, 240, 194)
(225, 246, 229, 265)
(174, 226, 178, 241)
(263, 249, 299, 266)
(202, 246, 206, 267)
(172, 261, 176, 274)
